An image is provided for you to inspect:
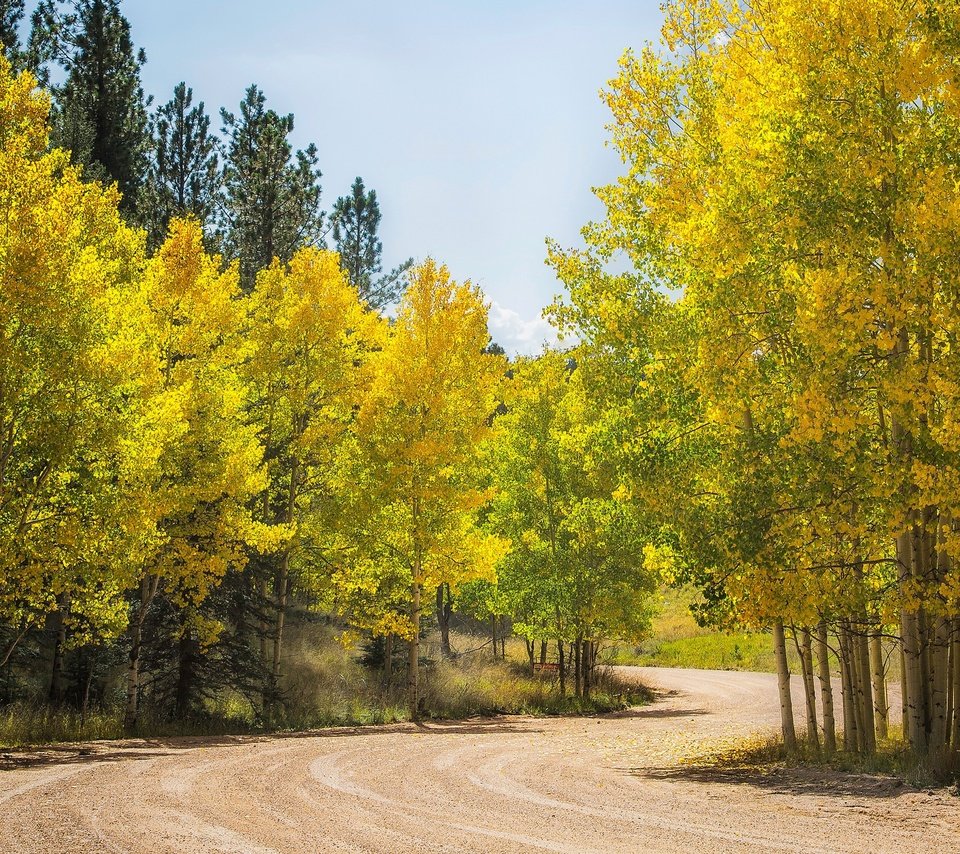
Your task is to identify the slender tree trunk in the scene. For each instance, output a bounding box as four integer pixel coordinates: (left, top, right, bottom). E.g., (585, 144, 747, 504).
(437, 583, 452, 658)
(574, 636, 582, 699)
(408, 579, 421, 720)
(838, 627, 859, 752)
(855, 628, 876, 754)
(815, 622, 836, 753)
(557, 639, 566, 697)
(773, 619, 796, 751)
(272, 550, 290, 684)
(384, 634, 393, 682)
(793, 627, 819, 753)
(539, 640, 547, 666)
(950, 619, 960, 751)
(869, 631, 889, 741)
(272, 459, 299, 688)
(929, 617, 950, 751)
(583, 640, 592, 700)
(900, 522, 928, 751)
(900, 641, 909, 736)
(125, 575, 157, 733)
(80, 648, 94, 724)
(525, 639, 535, 671)
(48, 595, 68, 706)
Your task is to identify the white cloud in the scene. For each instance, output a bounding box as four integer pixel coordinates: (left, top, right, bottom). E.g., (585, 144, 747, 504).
(487, 301, 561, 357)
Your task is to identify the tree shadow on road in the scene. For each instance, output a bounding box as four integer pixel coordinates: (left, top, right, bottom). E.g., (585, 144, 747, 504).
(0, 717, 548, 772)
(624, 761, 922, 800)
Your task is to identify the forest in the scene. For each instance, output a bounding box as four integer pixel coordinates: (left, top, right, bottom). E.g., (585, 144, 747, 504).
(2, 0, 960, 775)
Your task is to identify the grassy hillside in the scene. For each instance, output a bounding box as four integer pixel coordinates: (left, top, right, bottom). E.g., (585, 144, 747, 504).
(605, 586, 788, 672)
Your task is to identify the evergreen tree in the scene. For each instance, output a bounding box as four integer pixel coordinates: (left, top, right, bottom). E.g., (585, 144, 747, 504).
(143, 82, 220, 249)
(29, 0, 150, 218)
(331, 176, 412, 310)
(0, 1, 24, 69)
(220, 85, 323, 291)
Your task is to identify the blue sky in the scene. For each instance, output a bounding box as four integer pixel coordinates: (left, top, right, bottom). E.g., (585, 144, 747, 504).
(124, 1, 665, 354)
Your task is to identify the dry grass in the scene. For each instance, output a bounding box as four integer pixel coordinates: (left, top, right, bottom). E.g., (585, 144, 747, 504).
(702, 728, 960, 788)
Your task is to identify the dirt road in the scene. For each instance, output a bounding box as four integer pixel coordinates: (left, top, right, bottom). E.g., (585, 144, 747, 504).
(1, 667, 957, 853)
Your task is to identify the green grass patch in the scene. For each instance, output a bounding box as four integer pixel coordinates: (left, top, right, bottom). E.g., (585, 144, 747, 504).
(605, 585, 799, 672)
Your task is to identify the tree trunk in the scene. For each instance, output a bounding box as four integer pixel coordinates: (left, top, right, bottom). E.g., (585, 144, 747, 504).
(557, 639, 566, 697)
(815, 622, 836, 753)
(869, 631, 889, 741)
(900, 521, 928, 752)
(272, 550, 290, 684)
(950, 619, 960, 751)
(930, 617, 951, 752)
(574, 636, 582, 699)
(793, 627, 819, 753)
(855, 628, 876, 754)
(408, 579, 421, 720)
(80, 648, 94, 724)
(583, 640, 592, 700)
(124, 575, 157, 733)
(48, 596, 68, 706)
(773, 619, 796, 751)
(539, 640, 547, 666)
(525, 639, 535, 671)
(384, 633, 394, 682)
(437, 583, 452, 658)
(838, 627, 859, 752)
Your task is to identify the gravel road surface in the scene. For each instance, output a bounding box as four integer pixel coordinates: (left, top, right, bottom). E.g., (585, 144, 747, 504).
(1, 667, 957, 853)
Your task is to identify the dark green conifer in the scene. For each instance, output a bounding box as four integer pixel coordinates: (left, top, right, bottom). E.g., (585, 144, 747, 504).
(331, 176, 412, 310)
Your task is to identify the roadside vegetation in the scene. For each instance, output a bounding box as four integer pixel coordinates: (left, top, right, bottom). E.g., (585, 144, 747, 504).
(607, 588, 786, 673)
(0, 624, 648, 748)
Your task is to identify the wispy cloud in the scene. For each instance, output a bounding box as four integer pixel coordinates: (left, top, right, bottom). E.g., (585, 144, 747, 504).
(487, 301, 561, 356)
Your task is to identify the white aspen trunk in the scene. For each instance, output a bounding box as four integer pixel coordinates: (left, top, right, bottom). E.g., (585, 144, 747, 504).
(950, 619, 960, 751)
(773, 619, 796, 751)
(816, 622, 836, 753)
(855, 629, 876, 754)
(869, 631, 889, 741)
(838, 628, 859, 753)
(792, 627, 819, 752)
(929, 617, 950, 751)
(408, 579, 421, 720)
(900, 641, 909, 736)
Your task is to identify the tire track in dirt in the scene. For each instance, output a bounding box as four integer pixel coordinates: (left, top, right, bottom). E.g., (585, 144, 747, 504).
(0, 667, 956, 853)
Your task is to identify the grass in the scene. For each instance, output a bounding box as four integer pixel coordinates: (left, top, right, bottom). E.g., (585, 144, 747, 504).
(0, 624, 649, 748)
(703, 729, 960, 788)
(605, 585, 798, 672)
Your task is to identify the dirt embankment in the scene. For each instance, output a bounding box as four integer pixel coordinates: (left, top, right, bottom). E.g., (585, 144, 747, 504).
(1, 667, 957, 853)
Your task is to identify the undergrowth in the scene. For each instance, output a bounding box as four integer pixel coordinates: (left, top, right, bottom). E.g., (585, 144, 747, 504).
(704, 729, 960, 788)
(0, 625, 650, 747)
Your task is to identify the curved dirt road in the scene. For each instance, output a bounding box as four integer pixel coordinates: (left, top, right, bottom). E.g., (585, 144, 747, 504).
(1, 668, 957, 853)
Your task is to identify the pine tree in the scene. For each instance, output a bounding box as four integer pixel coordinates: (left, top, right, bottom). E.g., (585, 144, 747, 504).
(220, 85, 323, 291)
(331, 177, 412, 310)
(0, 1, 24, 69)
(29, 0, 150, 218)
(143, 82, 220, 250)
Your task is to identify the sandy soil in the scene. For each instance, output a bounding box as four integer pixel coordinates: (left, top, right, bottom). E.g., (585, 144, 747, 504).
(1, 667, 957, 853)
